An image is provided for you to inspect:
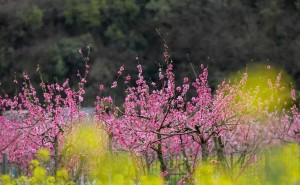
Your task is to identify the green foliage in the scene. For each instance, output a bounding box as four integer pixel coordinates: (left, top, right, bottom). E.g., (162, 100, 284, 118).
(78, 0, 104, 29)
(22, 6, 44, 32)
(63, 0, 105, 29)
(49, 45, 67, 79)
(146, 0, 170, 11)
(102, 0, 141, 48)
(106, 0, 140, 20)
(49, 34, 95, 83)
(105, 23, 125, 43)
(0, 47, 14, 68)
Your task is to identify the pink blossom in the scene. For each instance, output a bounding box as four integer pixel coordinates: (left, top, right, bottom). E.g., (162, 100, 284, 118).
(183, 77, 189, 83)
(137, 65, 142, 74)
(111, 81, 117, 88)
(125, 75, 131, 82)
(99, 84, 104, 91)
(118, 65, 125, 75)
(62, 79, 69, 88)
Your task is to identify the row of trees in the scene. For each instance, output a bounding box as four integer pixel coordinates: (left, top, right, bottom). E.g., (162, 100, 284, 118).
(1, 47, 300, 183)
(96, 48, 300, 182)
(2, 0, 300, 105)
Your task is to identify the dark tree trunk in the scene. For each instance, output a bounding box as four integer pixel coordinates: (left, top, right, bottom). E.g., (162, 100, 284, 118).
(180, 136, 191, 173)
(201, 141, 209, 163)
(156, 134, 169, 181)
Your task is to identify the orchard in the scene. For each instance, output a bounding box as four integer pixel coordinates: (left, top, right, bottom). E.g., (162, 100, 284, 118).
(1, 45, 300, 185)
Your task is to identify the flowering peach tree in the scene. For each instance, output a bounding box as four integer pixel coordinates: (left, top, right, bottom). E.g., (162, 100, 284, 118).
(0, 48, 90, 174)
(0, 45, 299, 184)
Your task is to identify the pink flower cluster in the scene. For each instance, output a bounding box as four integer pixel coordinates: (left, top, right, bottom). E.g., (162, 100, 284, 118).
(0, 64, 89, 169)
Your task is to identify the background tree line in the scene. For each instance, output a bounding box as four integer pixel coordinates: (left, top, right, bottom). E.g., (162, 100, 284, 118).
(1, 0, 300, 105)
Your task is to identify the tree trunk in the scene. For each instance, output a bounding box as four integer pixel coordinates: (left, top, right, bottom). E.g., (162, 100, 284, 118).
(156, 134, 169, 181)
(216, 135, 226, 165)
(214, 135, 230, 176)
(180, 136, 191, 173)
(201, 141, 209, 163)
(145, 152, 151, 174)
(53, 136, 59, 175)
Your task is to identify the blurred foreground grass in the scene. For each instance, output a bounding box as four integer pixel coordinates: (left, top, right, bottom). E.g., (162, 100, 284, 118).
(193, 144, 300, 185)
